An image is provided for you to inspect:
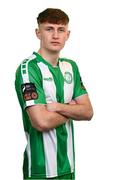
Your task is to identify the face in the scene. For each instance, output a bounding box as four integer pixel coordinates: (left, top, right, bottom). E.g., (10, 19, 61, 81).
(35, 22, 70, 53)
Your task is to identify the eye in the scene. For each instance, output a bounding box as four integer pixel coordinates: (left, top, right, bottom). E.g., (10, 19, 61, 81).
(46, 28, 53, 31)
(47, 28, 51, 31)
(59, 28, 65, 32)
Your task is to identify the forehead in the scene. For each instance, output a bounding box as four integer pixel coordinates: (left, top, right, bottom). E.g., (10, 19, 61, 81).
(39, 22, 68, 29)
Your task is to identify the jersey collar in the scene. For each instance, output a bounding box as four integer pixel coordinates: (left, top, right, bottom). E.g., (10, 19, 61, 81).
(33, 51, 60, 68)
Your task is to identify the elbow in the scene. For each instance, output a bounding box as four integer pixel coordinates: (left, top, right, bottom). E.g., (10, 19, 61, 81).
(31, 119, 49, 132)
(38, 123, 49, 132)
(85, 108, 94, 121)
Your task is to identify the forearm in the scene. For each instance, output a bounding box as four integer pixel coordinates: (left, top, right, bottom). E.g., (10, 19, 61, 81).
(27, 105, 69, 132)
(48, 103, 93, 121)
(44, 111, 69, 130)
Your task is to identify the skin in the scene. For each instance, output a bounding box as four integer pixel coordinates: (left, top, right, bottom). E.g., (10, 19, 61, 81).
(35, 22, 70, 66)
(27, 22, 93, 132)
(47, 95, 93, 121)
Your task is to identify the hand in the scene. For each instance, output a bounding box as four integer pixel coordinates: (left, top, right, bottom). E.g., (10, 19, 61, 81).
(69, 100, 77, 105)
(47, 100, 76, 112)
(47, 102, 70, 121)
(46, 102, 60, 112)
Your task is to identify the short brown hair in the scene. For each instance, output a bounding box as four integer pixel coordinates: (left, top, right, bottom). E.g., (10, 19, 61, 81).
(37, 8, 69, 25)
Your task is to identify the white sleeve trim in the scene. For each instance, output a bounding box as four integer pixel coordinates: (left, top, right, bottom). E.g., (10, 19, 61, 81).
(24, 101, 46, 109)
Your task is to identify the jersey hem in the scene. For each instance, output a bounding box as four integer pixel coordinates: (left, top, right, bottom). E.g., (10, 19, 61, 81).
(24, 169, 74, 179)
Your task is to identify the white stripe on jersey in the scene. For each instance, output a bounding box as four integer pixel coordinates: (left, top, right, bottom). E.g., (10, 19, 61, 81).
(43, 130, 57, 177)
(26, 132, 32, 178)
(38, 62, 57, 103)
(59, 61, 74, 172)
(59, 61, 74, 103)
(37, 62, 57, 177)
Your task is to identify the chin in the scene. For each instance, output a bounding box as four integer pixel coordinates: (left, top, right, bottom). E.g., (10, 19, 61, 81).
(51, 49, 61, 53)
(50, 46, 63, 52)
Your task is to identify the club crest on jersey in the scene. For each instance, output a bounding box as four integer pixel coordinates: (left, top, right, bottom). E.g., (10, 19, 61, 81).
(64, 72, 72, 84)
(21, 83, 38, 101)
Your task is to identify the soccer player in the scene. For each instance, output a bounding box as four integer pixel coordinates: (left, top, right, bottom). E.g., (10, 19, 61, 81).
(15, 8, 93, 180)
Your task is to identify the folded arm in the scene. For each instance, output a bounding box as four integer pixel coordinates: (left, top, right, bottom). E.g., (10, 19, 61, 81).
(47, 94, 93, 121)
(26, 104, 69, 132)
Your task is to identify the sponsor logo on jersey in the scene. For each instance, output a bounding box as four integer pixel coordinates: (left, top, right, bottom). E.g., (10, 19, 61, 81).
(64, 72, 72, 84)
(21, 83, 38, 101)
(43, 77, 53, 81)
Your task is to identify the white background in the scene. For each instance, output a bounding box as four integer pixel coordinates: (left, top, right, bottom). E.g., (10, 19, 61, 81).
(0, 0, 113, 180)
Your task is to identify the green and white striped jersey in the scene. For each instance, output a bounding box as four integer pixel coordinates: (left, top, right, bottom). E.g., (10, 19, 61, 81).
(15, 52, 87, 179)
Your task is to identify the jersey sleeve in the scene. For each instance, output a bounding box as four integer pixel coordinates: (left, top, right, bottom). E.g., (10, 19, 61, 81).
(15, 61, 46, 109)
(72, 63, 88, 99)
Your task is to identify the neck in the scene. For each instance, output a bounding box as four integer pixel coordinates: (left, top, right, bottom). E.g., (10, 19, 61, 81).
(38, 49, 60, 66)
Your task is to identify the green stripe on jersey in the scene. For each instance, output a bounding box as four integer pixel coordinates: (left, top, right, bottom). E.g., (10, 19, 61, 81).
(30, 129, 46, 177)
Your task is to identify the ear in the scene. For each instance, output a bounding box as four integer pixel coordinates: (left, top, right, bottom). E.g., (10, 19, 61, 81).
(35, 28, 41, 40)
(66, 30, 70, 41)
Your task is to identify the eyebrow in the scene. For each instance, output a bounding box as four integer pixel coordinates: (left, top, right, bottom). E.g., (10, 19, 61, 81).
(45, 26, 54, 28)
(44, 26, 66, 29)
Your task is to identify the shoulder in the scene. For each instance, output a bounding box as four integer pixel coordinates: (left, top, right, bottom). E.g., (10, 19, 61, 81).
(59, 57, 79, 69)
(15, 53, 38, 76)
(19, 53, 37, 69)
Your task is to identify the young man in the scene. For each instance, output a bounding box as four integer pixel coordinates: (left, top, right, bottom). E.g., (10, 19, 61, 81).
(15, 8, 93, 180)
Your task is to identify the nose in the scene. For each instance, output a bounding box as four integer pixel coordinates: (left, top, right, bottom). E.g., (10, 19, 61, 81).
(53, 30, 59, 39)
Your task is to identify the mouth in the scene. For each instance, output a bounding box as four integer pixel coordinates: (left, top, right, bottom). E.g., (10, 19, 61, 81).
(51, 42, 61, 45)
